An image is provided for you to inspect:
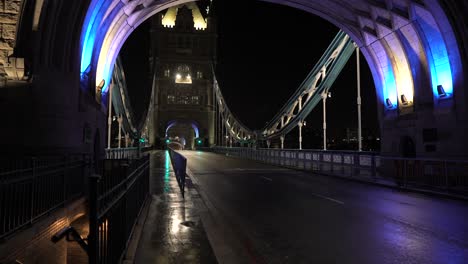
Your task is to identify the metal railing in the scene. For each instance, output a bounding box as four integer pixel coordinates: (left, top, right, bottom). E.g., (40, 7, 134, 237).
(376, 157, 468, 196)
(0, 155, 87, 240)
(88, 155, 150, 264)
(210, 147, 468, 197)
(168, 148, 187, 198)
(105, 147, 139, 159)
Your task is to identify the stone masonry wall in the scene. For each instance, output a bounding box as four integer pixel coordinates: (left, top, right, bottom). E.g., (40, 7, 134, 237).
(0, 0, 22, 86)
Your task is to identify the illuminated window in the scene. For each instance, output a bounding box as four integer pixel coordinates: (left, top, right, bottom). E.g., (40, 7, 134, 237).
(178, 65, 190, 72)
(175, 65, 192, 84)
(167, 95, 175, 104)
(177, 96, 190, 104)
(164, 69, 170, 77)
(191, 96, 199, 105)
(197, 71, 203, 79)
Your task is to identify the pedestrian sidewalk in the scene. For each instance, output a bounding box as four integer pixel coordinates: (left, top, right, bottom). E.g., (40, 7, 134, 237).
(123, 151, 218, 264)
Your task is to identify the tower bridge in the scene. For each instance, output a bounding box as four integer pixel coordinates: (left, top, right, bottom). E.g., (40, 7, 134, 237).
(1, 0, 468, 263)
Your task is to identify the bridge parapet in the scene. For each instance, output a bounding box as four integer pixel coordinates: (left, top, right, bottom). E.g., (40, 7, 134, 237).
(206, 147, 468, 199)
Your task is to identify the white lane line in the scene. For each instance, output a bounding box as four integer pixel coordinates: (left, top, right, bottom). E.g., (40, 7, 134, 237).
(311, 193, 344, 205)
(261, 176, 273, 182)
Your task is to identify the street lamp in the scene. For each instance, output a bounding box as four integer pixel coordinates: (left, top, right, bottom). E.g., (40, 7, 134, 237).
(321, 90, 331, 151)
(117, 115, 123, 148)
(107, 82, 114, 149)
(298, 120, 306, 150)
(356, 45, 362, 151)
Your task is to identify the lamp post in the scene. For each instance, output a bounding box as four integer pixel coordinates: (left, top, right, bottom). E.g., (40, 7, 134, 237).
(356, 45, 362, 151)
(220, 115, 224, 147)
(298, 120, 306, 150)
(117, 115, 123, 148)
(107, 82, 113, 149)
(322, 90, 331, 150)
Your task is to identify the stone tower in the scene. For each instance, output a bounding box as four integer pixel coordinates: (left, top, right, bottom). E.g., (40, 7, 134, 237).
(148, 2, 216, 149)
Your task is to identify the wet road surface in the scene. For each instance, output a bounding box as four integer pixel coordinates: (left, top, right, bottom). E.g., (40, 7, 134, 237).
(181, 150, 468, 264)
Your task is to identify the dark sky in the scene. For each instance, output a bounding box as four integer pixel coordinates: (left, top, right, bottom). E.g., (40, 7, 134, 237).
(120, 0, 379, 138)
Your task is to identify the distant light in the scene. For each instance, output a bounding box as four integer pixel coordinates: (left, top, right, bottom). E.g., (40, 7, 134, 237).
(166, 139, 170, 143)
(176, 74, 181, 79)
(187, 74, 191, 79)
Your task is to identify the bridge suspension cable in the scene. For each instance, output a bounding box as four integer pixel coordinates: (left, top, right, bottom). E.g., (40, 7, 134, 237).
(212, 30, 357, 147)
(260, 30, 356, 140)
(108, 56, 149, 147)
(213, 75, 256, 145)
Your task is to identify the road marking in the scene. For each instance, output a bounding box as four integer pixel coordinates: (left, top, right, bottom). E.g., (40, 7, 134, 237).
(261, 176, 272, 182)
(311, 193, 344, 205)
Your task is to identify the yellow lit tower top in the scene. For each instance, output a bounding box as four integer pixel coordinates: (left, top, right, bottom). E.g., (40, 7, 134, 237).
(162, 2, 208, 30)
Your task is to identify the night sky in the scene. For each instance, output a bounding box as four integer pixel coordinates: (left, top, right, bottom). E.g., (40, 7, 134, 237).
(120, 0, 380, 140)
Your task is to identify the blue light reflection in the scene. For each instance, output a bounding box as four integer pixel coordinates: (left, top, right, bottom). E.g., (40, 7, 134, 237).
(418, 18, 454, 99)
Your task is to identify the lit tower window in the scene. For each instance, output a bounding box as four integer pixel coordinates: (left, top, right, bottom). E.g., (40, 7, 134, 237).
(175, 65, 192, 84)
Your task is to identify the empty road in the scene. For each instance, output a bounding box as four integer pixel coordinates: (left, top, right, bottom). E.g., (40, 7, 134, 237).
(181, 150, 468, 264)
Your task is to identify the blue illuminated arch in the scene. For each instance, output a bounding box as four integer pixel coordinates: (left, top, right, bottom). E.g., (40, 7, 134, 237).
(80, 0, 194, 97)
(165, 120, 200, 139)
(416, 13, 454, 100)
(79, 0, 462, 117)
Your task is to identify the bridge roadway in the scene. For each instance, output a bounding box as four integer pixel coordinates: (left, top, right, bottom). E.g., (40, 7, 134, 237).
(180, 150, 468, 264)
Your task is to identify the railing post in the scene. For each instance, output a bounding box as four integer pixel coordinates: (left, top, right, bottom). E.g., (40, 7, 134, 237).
(118, 115, 123, 149)
(371, 153, 376, 180)
(403, 160, 407, 187)
(88, 174, 101, 264)
(444, 161, 448, 189)
(63, 155, 68, 202)
(182, 158, 186, 198)
(30, 157, 37, 223)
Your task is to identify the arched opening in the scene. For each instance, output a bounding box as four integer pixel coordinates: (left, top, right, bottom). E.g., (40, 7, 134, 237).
(165, 120, 200, 150)
(7, 0, 466, 157)
(74, 0, 466, 158)
(80, 0, 462, 112)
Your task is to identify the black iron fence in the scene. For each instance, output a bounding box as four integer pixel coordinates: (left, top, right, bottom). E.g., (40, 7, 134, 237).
(88, 155, 150, 264)
(168, 148, 186, 198)
(0, 155, 87, 240)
